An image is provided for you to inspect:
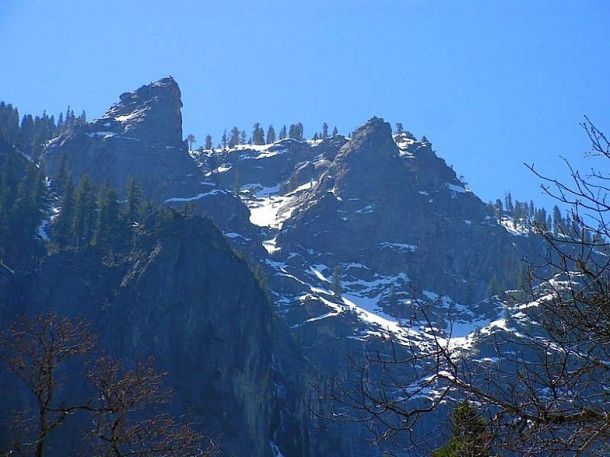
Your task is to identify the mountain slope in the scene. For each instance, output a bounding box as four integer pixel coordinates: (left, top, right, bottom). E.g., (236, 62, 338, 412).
(1, 212, 273, 456)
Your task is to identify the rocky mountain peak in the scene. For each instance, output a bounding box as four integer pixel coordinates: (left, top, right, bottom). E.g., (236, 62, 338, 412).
(333, 116, 397, 168)
(93, 76, 183, 147)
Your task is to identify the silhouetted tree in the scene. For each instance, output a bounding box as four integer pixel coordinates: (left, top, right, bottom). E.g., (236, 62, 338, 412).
(289, 123, 304, 141)
(93, 182, 121, 248)
(204, 134, 213, 150)
(229, 127, 239, 148)
(0, 313, 217, 457)
(221, 129, 228, 149)
(52, 174, 75, 247)
(252, 123, 265, 145)
(322, 122, 329, 139)
(187, 133, 196, 151)
(266, 125, 276, 144)
(72, 174, 97, 247)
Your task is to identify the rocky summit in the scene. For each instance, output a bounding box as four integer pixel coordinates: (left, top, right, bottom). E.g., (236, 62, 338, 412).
(41, 78, 258, 247)
(100, 76, 184, 147)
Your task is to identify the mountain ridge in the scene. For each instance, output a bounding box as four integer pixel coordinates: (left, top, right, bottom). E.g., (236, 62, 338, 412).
(0, 77, 561, 456)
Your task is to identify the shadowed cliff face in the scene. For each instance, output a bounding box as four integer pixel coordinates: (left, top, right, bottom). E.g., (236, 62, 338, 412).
(1, 212, 273, 457)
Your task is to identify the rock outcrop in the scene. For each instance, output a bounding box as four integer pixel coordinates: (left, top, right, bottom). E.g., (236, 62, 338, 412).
(41, 77, 260, 252)
(43, 77, 193, 202)
(101, 76, 184, 147)
(276, 117, 534, 303)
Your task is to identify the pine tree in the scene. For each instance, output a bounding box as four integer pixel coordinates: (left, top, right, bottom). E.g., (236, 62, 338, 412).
(266, 125, 276, 144)
(332, 126, 338, 137)
(204, 134, 213, 150)
(505, 192, 514, 215)
(0, 102, 20, 145)
(19, 114, 35, 156)
(72, 174, 97, 247)
(229, 127, 239, 148)
(125, 177, 143, 225)
(279, 125, 287, 140)
(322, 122, 329, 139)
(493, 199, 503, 218)
(552, 205, 562, 234)
(186, 134, 196, 151)
(221, 129, 228, 149)
(5, 162, 47, 264)
(53, 174, 75, 247)
(93, 183, 121, 248)
(288, 123, 304, 141)
(395, 122, 404, 134)
(432, 400, 491, 457)
(252, 123, 265, 145)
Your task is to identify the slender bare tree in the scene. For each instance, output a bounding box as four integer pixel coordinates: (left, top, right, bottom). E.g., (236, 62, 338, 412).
(0, 312, 217, 457)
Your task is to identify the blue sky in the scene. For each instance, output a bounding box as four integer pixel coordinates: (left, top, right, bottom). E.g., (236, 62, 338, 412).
(1, 1, 609, 210)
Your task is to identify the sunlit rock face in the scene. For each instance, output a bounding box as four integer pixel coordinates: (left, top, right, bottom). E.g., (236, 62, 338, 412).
(99, 76, 184, 147)
(274, 117, 534, 304)
(42, 77, 195, 202)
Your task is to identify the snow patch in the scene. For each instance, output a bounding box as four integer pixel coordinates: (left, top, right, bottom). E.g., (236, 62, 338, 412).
(379, 242, 417, 252)
(164, 189, 224, 203)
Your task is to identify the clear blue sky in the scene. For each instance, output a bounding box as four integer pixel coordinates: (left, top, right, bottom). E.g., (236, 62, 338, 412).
(1, 1, 609, 210)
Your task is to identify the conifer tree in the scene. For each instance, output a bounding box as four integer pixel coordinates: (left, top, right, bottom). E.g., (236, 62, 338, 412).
(279, 125, 287, 140)
(186, 133, 196, 151)
(93, 183, 121, 248)
(432, 400, 491, 457)
(4, 162, 47, 264)
(552, 205, 562, 234)
(229, 127, 239, 148)
(53, 174, 75, 247)
(252, 123, 265, 145)
(332, 126, 338, 137)
(266, 125, 276, 144)
(72, 174, 97, 247)
(322, 122, 329, 139)
(125, 177, 143, 225)
(505, 192, 514, 215)
(288, 124, 301, 140)
(19, 114, 35, 155)
(221, 129, 228, 149)
(204, 134, 213, 150)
